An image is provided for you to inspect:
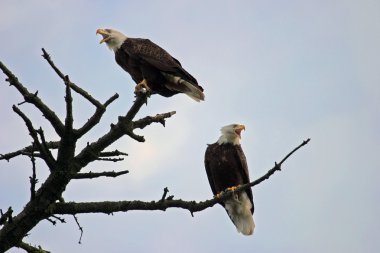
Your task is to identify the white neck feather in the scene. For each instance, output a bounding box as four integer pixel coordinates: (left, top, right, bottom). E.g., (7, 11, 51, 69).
(217, 133, 241, 145)
(107, 33, 127, 52)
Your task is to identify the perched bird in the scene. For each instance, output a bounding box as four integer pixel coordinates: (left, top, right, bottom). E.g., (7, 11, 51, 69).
(204, 124, 255, 235)
(96, 28, 205, 102)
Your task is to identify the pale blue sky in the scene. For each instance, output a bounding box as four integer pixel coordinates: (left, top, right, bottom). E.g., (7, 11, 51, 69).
(1, 0, 379, 252)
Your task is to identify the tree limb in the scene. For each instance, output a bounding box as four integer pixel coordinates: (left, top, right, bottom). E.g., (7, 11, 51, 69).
(29, 145, 38, 201)
(231, 138, 311, 196)
(17, 241, 50, 253)
(73, 170, 129, 179)
(161, 187, 170, 201)
(74, 95, 175, 168)
(72, 215, 83, 244)
(96, 157, 125, 162)
(125, 110, 177, 142)
(36, 129, 57, 169)
(99, 150, 128, 157)
(12, 106, 56, 170)
(41, 48, 103, 108)
(41, 48, 120, 139)
(124, 94, 148, 121)
(0, 207, 13, 226)
(133, 111, 176, 129)
(0, 61, 65, 137)
(51, 139, 310, 215)
(0, 57, 176, 253)
(0, 141, 59, 162)
(96, 150, 128, 162)
(64, 75, 74, 133)
(125, 130, 145, 142)
(74, 93, 119, 139)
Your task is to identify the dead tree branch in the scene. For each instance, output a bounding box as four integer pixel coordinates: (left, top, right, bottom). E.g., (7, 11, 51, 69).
(12, 106, 57, 170)
(95, 150, 128, 162)
(29, 145, 38, 200)
(42, 48, 103, 108)
(99, 150, 128, 157)
(73, 170, 129, 179)
(0, 61, 65, 137)
(72, 215, 83, 244)
(161, 187, 170, 201)
(0, 53, 176, 252)
(42, 48, 119, 140)
(75, 92, 119, 139)
(17, 241, 50, 253)
(0, 207, 13, 226)
(231, 138, 311, 196)
(0, 141, 60, 162)
(51, 139, 310, 215)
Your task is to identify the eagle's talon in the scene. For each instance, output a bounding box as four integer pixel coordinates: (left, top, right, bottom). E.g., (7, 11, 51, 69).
(214, 192, 223, 199)
(226, 186, 239, 192)
(134, 79, 151, 94)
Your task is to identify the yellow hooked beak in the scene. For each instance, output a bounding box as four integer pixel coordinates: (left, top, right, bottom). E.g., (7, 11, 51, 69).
(96, 28, 111, 44)
(234, 124, 246, 138)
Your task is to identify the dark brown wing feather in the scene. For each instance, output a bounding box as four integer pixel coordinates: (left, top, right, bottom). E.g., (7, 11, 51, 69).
(234, 145, 254, 214)
(204, 144, 218, 196)
(121, 38, 199, 86)
(204, 142, 254, 214)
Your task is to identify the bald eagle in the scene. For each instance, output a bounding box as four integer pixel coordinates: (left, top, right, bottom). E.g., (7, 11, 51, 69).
(204, 124, 255, 235)
(96, 28, 205, 102)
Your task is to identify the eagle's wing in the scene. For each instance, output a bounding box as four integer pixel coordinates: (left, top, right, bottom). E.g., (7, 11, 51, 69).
(204, 144, 218, 196)
(121, 38, 198, 84)
(234, 145, 254, 214)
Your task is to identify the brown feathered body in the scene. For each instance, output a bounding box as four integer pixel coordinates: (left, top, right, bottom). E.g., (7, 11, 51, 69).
(115, 38, 204, 99)
(205, 141, 255, 235)
(205, 142, 254, 214)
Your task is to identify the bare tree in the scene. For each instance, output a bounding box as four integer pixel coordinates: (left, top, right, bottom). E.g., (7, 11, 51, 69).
(0, 49, 310, 253)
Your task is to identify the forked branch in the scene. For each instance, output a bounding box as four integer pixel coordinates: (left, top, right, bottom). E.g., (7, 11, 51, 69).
(0, 61, 65, 137)
(0, 141, 60, 161)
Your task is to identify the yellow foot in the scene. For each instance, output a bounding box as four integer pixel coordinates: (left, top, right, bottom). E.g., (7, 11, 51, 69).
(226, 185, 239, 192)
(134, 79, 151, 94)
(214, 192, 224, 199)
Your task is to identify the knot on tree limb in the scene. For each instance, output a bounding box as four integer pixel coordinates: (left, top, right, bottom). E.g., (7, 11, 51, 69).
(161, 187, 170, 201)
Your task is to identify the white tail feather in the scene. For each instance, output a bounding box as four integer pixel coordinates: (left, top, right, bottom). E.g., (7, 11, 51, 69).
(179, 79, 205, 102)
(224, 192, 255, 236)
(161, 73, 205, 102)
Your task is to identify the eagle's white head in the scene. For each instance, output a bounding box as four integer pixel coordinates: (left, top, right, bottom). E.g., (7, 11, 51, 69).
(217, 124, 246, 145)
(96, 28, 127, 52)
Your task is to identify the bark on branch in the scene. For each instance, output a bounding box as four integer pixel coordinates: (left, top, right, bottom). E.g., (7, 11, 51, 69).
(17, 241, 50, 253)
(73, 170, 129, 179)
(0, 142, 60, 161)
